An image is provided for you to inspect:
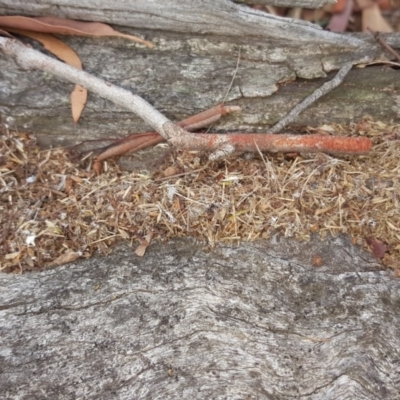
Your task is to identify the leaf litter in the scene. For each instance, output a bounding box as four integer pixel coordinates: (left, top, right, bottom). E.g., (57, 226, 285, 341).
(0, 118, 399, 273)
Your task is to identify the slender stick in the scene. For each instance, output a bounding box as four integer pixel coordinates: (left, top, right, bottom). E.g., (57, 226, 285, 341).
(367, 28, 400, 63)
(94, 104, 241, 162)
(94, 103, 371, 174)
(0, 37, 371, 167)
(222, 46, 241, 104)
(269, 63, 353, 133)
(0, 37, 172, 138)
(161, 131, 372, 154)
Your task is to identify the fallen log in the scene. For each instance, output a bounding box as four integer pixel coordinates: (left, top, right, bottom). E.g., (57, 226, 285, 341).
(1, 237, 399, 399)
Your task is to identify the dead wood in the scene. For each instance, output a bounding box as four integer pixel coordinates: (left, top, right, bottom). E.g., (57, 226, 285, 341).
(0, 0, 399, 151)
(0, 0, 366, 45)
(1, 237, 399, 399)
(1, 3, 400, 398)
(0, 28, 399, 149)
(2, 38, 374, 164)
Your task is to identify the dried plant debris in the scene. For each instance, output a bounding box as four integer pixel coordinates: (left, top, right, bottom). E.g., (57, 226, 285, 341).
(1, 119, 399, 273)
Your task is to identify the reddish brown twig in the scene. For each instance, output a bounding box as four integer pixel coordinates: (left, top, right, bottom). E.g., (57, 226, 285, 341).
(93, 104, 240, 174)
(92, 102, 372, 174)
(368, 28, 400, 63)
(165, 132, 372, 154)
(0, 38, 371, 174)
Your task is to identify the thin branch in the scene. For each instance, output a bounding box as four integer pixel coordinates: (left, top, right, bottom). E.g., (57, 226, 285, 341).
(0, 37, 172, 138)
(0, 37, 371, 167)
(223, 46, 241, 104)
(92, 104, 241, 173)
(161, 131, 372, 154)
(367, 28, 400, 63)
(91, 103, 371, 173)
(269, 63, 353, 133)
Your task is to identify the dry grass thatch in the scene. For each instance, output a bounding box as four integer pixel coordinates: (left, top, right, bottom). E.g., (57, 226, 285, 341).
(1, 119, 399, 273)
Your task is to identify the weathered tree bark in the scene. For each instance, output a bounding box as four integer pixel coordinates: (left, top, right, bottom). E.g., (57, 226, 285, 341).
(0, 30, 399, 149)
(1, 236, 399, 399)
(1, 3, 400, 398)
(0, 1, 399, 149)
(0, 0, 368, 44)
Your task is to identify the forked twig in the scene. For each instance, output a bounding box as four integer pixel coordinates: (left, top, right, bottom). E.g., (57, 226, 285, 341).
(92, 104, 371, 173)
(92, 104, 241, 173)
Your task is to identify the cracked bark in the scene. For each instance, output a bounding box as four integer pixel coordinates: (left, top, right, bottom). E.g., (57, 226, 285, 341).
(1, 3, 400, 398)
(1, 236, 399, 399)
(0, 1, 399, 151)
(1, 29, 399, 152)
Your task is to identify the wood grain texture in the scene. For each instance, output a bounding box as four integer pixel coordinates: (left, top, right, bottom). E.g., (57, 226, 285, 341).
(0, 0, 363, 45)
(1, 4, 399, 398)
(0, 236, 399, 399)
(1, 0, 399, 149)
(0, 29, 398, 149)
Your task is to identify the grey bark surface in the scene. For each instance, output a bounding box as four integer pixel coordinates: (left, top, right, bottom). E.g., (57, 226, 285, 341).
(0, 0, 366, 45)
(0, 1, 399, 148)
(0, 29, 399, 149)
(1, 236, 399, 399)
(1, 2, 400, 399)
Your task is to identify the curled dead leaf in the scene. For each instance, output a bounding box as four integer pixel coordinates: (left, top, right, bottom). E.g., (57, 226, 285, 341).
(6, 29, 87, 122)
(48, 250, 81, 266)
(0, 16, 154, 47)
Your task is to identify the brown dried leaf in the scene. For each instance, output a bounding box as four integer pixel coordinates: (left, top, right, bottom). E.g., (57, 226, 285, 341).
(71, 85, 87, 123)
(48, 250, 81, 266)
(0, 16, 153, 47)
(0, 27, 13, 38)
(135, 232, 153, 257)
(361, 4, 393, 32)
(6, 29, 88, 122)
(366, 237, 388, 258)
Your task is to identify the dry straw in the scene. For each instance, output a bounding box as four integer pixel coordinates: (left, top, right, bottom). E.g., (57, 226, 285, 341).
(1, 119, 399, 273)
